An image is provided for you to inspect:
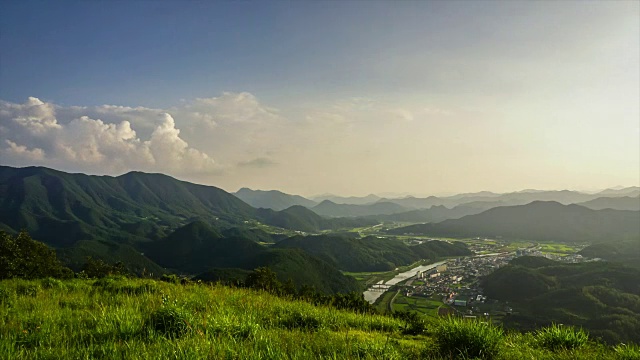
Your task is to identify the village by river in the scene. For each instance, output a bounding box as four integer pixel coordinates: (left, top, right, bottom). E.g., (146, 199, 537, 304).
(363, 260, 447, 303)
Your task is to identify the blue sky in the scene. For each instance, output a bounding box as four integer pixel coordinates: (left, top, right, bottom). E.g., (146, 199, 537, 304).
(1, 1, 638, 195)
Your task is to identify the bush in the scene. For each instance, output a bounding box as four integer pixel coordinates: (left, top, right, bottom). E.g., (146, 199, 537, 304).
(147, 306, 191, 338)
(393, 310, 428, 335)
(534, 324, 589, 351)
(434, 316, 504, 359)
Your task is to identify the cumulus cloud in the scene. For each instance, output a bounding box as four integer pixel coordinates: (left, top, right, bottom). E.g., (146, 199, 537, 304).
(0, 97, 217, 175)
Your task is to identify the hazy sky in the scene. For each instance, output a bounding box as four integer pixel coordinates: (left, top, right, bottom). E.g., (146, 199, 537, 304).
(1, 1, 638, 196)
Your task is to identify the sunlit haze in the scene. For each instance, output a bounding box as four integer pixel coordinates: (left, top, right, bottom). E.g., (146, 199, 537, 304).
(1, 1, 638, 196)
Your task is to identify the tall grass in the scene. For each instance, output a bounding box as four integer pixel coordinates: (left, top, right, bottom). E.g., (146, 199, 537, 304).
(534, 323, 589, 351)
(433, 316, 504, 359)
(0, 277, 634, 359)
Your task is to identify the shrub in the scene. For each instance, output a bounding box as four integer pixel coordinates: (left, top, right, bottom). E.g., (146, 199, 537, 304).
(434, 316, 504, 359)
(279, 310, 323, 331)
(147, 307, 191, 338)
(534, 324, 589, 351)
(393, 310, 428, 335)
(16, 283, 40, 297)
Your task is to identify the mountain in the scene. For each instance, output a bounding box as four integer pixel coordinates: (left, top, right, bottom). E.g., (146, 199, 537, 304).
(255, 205, 377, 233)
(481, 257, 640, 344)
(596, 186, 640, 196)
(576, 196, 640, 211)
(0, 165, 375, 275)
(272, 234, 471, 272)
(142, 221, 263, 274)
(311, 194, 381, 205)
(0, 165, 256, 245)
(234, 188, 317, 211)
(310, 200, 409, 218)
(360, 205, 485, 223)
(142, 221, 359, 293)
(378, 189, 639, 211)
(579, 240, 640, 268)
(389, 201, 640, 243)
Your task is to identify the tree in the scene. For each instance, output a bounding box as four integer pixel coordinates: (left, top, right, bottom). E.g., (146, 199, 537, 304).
(0, 231, 73, 279)
(81, 257, 129, 278)
(245, 267, 282, 294)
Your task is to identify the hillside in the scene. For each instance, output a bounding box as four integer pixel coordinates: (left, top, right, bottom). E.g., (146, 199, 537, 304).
(311, 193, 381, 205)
(255, 205, 377, 232)
(1, 278, 631, 360)
(234, 188, 318, 211)
(389, 201, 640, 243)
(577, 196, 640, 211)
(273, 235, 471, 272)
(361, 204, 484, 223)
(481, 257, 640, 344)
(579, 240, 640, 268)
(310, 200, 409, 217)
(141, 221, 359, 293)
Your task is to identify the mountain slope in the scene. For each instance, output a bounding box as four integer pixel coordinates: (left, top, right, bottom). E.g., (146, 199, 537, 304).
(389, 201, 640, 243)
(273, 235, 471, 272)
(576, 196, 640, 211)
(310, 200, 409, 217)
(481, 258, 640, 344)
(234, 188, 317, 211)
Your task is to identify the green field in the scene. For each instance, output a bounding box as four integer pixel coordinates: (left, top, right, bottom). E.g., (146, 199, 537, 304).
(392, 294, 446, 320)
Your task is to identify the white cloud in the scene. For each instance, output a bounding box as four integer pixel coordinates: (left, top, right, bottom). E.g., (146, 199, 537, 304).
(0, 97, 218, 176)
(4, 140, 45, 161)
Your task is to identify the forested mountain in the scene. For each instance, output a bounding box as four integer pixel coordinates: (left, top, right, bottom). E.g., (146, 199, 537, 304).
(0, 166, 375, 286)
(255, 205, 377, 232)
(481, 257, 640, 344)
(579, 240, 640, 268)
(576, 196, 640, 211)
(0, 166, 376, 242)
(310, 200, 409, 217)
(234, 188, 318, 211)
(310, 194, 381, 205)
(272, 235, 471, 272)
(142, 221, 359, 293)
(389, 201, 640, 243)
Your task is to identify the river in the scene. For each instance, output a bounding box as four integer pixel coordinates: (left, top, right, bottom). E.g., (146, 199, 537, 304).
(362, 260, 447, 304)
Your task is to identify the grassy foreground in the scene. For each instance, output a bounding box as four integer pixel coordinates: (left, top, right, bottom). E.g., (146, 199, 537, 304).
(0, 278, 638, 360)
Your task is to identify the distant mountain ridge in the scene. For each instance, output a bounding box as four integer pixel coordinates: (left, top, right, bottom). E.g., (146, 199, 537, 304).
(310, 200, 409, 218)
(389, 201, 640, 243)
(234, 188, 318, 211)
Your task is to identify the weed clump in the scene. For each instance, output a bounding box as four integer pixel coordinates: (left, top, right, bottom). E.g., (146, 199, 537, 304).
(434, 316, 503, 359)
(16, 283, 39, 297)
(614, 343, 640, 360)
(534, 324, 589, 351)
(148, 306, 191, 338)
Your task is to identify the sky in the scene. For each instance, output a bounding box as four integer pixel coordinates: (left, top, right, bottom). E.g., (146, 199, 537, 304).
(1, 1, 638, 197)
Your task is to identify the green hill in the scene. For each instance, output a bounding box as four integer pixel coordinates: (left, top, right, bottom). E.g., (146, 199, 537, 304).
(0, 277, 634, 359)
(140, 221, 358, 293)
(273, 235, 471, 272)
(389, 201, 640, 243)
(579, 241, 640, 268)
(481, 258, 640, 344)
(255, 205, 377, 232)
